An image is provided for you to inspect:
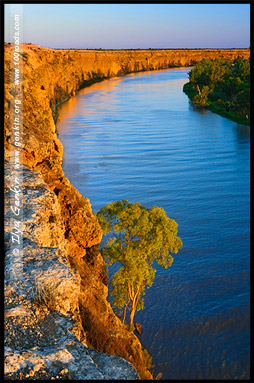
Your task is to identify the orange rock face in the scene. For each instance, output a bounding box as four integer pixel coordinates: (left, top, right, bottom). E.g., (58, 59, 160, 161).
(4, 45, 250, 379)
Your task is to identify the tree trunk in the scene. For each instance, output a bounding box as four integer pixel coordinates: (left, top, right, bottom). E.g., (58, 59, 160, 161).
(129, 306, 135, 327)
(129, 290, 140, 327)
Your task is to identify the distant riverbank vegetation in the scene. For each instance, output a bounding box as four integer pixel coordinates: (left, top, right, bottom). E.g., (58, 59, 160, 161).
(183, 57, 250, 125)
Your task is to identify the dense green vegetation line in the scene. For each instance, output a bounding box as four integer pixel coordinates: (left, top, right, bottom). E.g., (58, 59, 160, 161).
(183, 57, 250, 126)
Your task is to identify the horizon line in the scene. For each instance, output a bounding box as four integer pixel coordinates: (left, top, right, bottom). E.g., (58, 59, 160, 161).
(4, 42, 251, 51)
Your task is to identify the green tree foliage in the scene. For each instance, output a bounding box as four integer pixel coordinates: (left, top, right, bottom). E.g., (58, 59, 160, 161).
(97, 200, 182, 328)
(187, 57, 250, 121)
(189, 58, 231, 91)
(193, 85, 211, 106)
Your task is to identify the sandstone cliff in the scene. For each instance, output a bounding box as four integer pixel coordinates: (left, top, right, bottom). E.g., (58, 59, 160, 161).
(4, 44, 250, 380)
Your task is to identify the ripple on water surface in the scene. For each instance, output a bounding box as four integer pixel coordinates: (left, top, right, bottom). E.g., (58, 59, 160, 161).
(57, 68, 250, 380)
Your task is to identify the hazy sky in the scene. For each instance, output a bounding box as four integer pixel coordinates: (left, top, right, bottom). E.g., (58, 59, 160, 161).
(5, 3, 250, 49)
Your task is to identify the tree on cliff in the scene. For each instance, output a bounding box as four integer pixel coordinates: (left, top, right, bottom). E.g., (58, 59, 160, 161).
(96, 200, 182, 328)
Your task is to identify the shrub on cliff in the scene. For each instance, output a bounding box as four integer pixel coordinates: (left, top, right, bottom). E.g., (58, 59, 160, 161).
(97, 200, 182, 328)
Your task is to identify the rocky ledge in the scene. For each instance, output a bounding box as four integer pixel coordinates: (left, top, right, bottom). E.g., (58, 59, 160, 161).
(4, 162, 139, 380)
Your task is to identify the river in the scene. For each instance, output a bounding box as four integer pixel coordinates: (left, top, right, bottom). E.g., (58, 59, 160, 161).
(57, 68, 250, 380)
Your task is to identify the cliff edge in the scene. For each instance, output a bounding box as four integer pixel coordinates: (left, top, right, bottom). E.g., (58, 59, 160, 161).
(4, 161, 139, 380)
(4, 45, 250, 380)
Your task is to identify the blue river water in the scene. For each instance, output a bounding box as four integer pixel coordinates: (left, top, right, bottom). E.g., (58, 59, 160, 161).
(57, 68, 250, 380)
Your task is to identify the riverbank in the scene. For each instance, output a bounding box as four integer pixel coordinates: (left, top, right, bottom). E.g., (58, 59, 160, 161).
(183, 82, 250, 126)
(4, 44, 250, 380)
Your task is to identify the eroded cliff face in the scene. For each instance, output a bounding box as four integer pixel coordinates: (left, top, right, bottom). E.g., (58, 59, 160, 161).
(4, 162, 139, 380)
(4, 44, 250, 380)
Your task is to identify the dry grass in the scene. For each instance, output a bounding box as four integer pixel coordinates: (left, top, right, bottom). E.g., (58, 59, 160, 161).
(33, 279, 60, 311)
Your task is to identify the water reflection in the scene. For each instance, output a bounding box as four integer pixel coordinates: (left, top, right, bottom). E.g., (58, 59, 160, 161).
(234, 124, 250, 140)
